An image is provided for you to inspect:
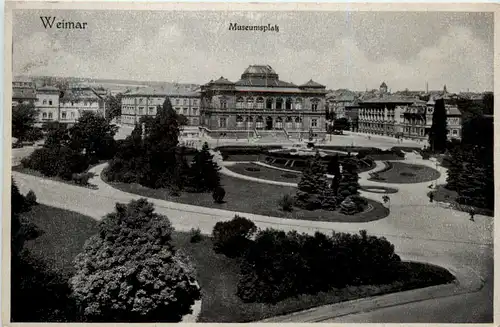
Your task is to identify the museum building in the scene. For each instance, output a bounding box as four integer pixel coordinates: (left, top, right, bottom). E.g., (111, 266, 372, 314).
(200, 65, 328, 139)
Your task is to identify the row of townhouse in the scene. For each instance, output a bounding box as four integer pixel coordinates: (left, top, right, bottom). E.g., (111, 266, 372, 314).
(12, 77, 107, 124)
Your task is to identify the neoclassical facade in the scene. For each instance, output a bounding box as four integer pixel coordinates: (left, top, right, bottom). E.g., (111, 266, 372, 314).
(200, 65, 327, 139)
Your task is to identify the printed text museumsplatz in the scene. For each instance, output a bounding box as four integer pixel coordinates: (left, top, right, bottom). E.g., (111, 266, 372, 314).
(229, 23, 279, 32)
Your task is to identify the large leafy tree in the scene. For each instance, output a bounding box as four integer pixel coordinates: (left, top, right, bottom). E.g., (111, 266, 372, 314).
(68, 111, 118, 160)
(104, 93, 123, 122)
(12, 103, 39, 141)
(327, 155, 341, 195)
(428, 98, 448, 152)
(188, 142, 221, 192)
(71, 199, 201, 322)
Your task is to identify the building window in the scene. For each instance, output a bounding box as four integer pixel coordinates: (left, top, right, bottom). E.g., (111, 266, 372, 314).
(246, 116, 254, 128)
(236, 97, 244, 109)
(246, 97, 254, 109)
(295, 117, 302, 129)
(139, 107, 145, 115)
(311, 119, 318, 128)
(42, 112, 47, 119)
(48, 112, 53, 119)
(43, 99, 47, 105)
(193, 99, 198, 105)
(176, 99, 180, 105)
(192, 108, 197, 115)
(219, 117, 227, 128)
(256, 116, 264, 129)
(452, 129, 458, 135)
(49, 100, 53, 105)
(61, 112, 66, 119)
(275, 98, 283, 110)
(256, 97, 264, 109)
(285, 117, 293, 129)
(183, 99, 187, 105)
(311, 103, 318, 112)
(149, 107, 155, 114)
(275, 117, 283, 129)
(182, 108, 187, 115)
(220, 98, 227, 109)
(266, 98, 273, 110)
(295, 98, 303, 110)
(285, 98, 293, 110)
(139, 98, 144, 104)
(236, 116, 244, 128)
(71, 112, 75, 118)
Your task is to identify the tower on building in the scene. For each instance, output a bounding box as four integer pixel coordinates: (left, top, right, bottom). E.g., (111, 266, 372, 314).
(380, 81, 388, 94)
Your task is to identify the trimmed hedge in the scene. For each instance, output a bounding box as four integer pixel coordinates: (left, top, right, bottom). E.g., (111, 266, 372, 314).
(237, 229, 401, 303)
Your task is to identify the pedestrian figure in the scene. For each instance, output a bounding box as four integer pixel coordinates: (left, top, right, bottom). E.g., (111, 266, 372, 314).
(428, 192, 434, 203)
(469, 207, 476, 222)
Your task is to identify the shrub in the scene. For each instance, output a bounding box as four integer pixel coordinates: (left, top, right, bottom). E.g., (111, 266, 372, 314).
(190, 228, 203, 243)
(71, 199, 201, 322)
(212, 186, 226, 203)
(319, 188, 337, 211)
(22, 147, 89, 180)
(340, 196, 359, 215)
(71, 172, 95, 186)
(278, 194, 294, 212)
(237, 229, 402, 304)
(25, 190, 37, 206)
(349, 195, 368, 212)
(212, 215, 257, 257)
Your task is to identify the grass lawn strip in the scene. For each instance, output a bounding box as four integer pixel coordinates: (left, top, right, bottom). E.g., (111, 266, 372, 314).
(368, 162, 440, 184)
(104, 171, 389, 223)
(432, 185, 494, 217)
(23, 205, 455, 323)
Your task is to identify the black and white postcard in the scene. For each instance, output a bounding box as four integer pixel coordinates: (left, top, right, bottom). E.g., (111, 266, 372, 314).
(3, 2, 496, 325)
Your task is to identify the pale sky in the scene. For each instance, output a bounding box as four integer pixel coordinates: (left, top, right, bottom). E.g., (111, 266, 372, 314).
(13, 10, 493, 92)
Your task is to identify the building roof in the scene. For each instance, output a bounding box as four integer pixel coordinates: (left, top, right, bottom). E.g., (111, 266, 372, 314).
(37, 85, 60, 93)
(210, 76, 235, 85)
(123, 86, 200, 97)
(12, 88, 36, 100)
(13, 76, 33, 83)
(234, 86, 306, 93)
(380, 82, 387, 88)
(235, 78, 297, 88)
(241, 65, 278, 80)
(446, 106, 462, 116)
(360, 95, 417, 104)
(299, 79, 325, 88)
(60, 87, 102, 102)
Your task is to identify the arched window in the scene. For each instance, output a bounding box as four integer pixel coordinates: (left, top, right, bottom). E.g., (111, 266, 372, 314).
(275, 98, 283, 110)
(246, 97, 254, 109)
(266, 98, 273, 110)
(295, 117, 302, 129)
(246, 116, 253, 128)
(285, 116, 293, 129)
(275, 117, 283, 129)
(285, 98, 292, 110)
(256, 116, 264, 129)
(256, 97, 264, 109)
(236, 97, 244, 109)
(236, 115, 244, 128)
(43, 99, 47, 105)
(295, 98, 303, 110)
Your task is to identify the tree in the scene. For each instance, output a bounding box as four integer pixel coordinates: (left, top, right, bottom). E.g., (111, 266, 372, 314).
(212, 215, 257, 257)
(333, 118, 350, 132)
(428, 98, 448, 152)
(337, 158, 360, 201)
(327, 155, 341, 195)
(482, 92, 494, 115)
(188, 142, 221, 192)
(12, 103, 39, 142)
(104, 93, 123, 122)
(71, 199, 200, 322)
(295, 152, 329, 210)
(68, 111, 118, 160)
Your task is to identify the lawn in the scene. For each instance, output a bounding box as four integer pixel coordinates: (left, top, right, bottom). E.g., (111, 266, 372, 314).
(368, 162, 440, 184)
(22, 205, 455, 323)
(105, 171, 389, 223)
(226, 162, 303, 183)
(433, 185, 494, 217)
